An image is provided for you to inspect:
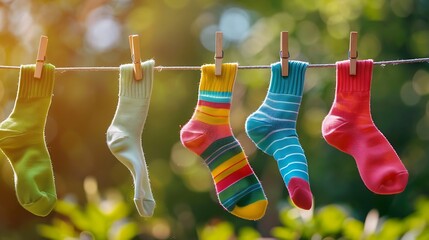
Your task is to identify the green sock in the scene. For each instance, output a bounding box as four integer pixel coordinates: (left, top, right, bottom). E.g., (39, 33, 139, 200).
(0, 64, 57, 216)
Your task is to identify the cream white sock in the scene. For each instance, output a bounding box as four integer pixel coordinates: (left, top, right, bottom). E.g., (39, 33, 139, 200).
(106, 60, 155, 217)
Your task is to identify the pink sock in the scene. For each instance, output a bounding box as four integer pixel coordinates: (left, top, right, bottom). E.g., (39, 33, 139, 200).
(321, 59, 408, 195)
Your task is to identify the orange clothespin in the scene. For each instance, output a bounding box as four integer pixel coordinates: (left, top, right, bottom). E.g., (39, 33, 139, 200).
(34, 35, 48, 79)
(129, 34, 142, 80)
(349, 31, 358, 75)
(280, 31, 289, 77)
(214, 31, 223, 76)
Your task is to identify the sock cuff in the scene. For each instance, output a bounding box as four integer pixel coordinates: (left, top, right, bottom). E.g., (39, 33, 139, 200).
(200, 63, 237, 93)
(199, 63, 238, 102)
(119, 59, 154, 98)
(336, 59, 373, 92)
(18, 64, 55, 98)
(268, 61, 308, 96)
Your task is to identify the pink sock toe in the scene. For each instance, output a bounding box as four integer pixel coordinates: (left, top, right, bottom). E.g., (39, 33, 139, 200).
(376, 171, 409, 195)
(287, 178, 313, 210)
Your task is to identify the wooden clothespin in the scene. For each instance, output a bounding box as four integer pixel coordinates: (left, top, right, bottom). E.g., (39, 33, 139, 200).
(280, 31, 289, 77)
(214, 31, 223, 76)
(349, 31, 358, 75)
(129, 34, 142, 80)
(34, 35, 48, 79)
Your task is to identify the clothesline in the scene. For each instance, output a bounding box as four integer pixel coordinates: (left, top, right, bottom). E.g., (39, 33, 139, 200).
(0, 57, 428, 72)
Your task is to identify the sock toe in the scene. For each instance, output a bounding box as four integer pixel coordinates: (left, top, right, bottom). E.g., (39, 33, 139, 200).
(231, 199, 268, 220)
(287, 177, 313, 210)
(21, 192, 56, 217)
(134, 198, 156, 217)
(376, 170, 409, 195)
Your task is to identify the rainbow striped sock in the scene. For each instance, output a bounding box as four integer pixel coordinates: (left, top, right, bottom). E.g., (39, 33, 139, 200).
(245, 61, 313, 210)
(180, 63, 268, 220)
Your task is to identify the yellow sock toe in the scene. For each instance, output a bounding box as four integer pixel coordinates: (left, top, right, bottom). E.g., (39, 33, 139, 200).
(231, 199, 268, 220)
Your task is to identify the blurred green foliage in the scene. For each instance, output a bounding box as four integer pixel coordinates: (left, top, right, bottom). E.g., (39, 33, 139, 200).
(38, 178, 139, 240)
(271, 197, 429, 240)
(38, 182, 429, 240)
(0, 0, 427, 239)
(197, 197, 429, 240)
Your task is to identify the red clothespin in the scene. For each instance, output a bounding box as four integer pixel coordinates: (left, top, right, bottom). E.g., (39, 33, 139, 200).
(349, 31, 358, 75)
(129, 34, 142, 80)
(34, 35, 48, 79)
(214, 31, 223, 76)
(280, 31, 289, 77)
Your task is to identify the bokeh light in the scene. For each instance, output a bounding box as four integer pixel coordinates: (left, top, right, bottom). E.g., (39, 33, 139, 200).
(200, 24, 219, 52)
(400, 81, 420, 106)
(219, 8, 251, 43)
(200, 7, 252, 52)
(85, 7, 121, 52)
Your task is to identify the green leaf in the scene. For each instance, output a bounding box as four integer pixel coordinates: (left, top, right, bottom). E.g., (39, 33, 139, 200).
(404, 215, 426, 231)
(315, 205, 347, 236)
(198, 222, 235, 240)
(37, 224, 62, 240)
(37, 219, 79, 240)
(105, 201, 131, 221)
(238, 226, 261, 240)
(343, 218, 364, 240)
(85, 203, 109, 239)
(278, 208, 303, 230)
(110, 221, 139, 240)
(417, 229, 429, 240)
(271, 226, 300, 240)
(55, 200, 90, 231)
(377, 219, 404, 239)
(415, 197, 429, 221)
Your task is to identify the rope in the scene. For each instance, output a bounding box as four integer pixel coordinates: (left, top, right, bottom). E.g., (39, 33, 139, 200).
(0, 58, 427, 72)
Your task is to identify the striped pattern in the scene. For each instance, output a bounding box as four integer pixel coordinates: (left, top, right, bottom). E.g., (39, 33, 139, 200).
(180, 63, 267, 220)
(194, 100, 230, 125)
(246, 93, 309, 185)
(245, 61, 313, 209)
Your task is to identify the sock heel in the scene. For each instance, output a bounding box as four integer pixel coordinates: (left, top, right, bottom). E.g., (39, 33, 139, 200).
(322, 115, 352, 152)
(106, 131, 140, 177)
(106, 131, 129, 152)
(180, 127, 207, 149)
(246, 118, 272, 136)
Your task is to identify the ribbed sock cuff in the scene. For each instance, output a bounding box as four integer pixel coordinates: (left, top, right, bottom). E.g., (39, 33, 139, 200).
(18, 64, 55, 98)
(336, 59, 373, 92)
(119, 59, 154, 98)
(200, 63, 238, 97)
(269, 61, 308, 96)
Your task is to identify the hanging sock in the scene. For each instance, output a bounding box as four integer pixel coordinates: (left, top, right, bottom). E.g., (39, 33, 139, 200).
(245, 61, 313, 210)
(180, 63, 268, 220)
(106, 60, 156, 217)
(321, 60, 408, 194)
(0, 64, 57, 216)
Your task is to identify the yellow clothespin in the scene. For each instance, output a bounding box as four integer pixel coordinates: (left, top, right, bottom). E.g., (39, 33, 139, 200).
(349, 31, 358, 75)
(129, 34, 142, 80)
(34, 35, 48, 79)
(280, 31, 289, 77)
(214, 31, 223, 76)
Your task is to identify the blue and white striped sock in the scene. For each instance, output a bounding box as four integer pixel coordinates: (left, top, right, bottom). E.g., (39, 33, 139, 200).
(245, 61, 313, 210)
